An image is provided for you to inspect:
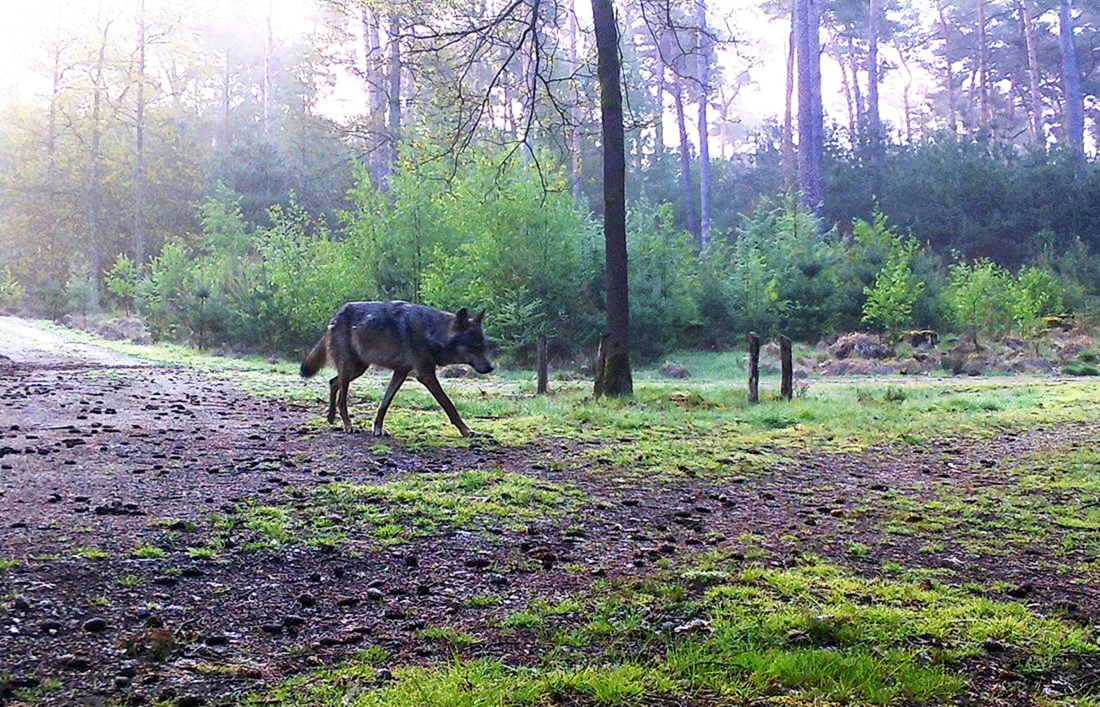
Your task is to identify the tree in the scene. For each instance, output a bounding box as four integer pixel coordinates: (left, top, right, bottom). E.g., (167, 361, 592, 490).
(696, 0, 713, 250)
(795, 0, 824, 211)
(1019, 0, 1045, 146)
(862, 235, 924, 337)
(1058, 0, 1085, 168)
(866, 0, 883, 162)
(592, 0, 633, 397)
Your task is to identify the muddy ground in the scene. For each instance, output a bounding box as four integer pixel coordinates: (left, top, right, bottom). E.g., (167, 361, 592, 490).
(1, 317, 1098, 706)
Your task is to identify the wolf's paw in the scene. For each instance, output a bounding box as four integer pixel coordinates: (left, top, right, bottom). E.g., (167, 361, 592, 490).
(371, 428, 390, 438)
(463, 430, 497, 445)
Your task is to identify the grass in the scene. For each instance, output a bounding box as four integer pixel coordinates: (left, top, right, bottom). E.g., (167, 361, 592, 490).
(17, 320, 1100, 706)
(240, 556, 1099, 707)
(203, 469, 584, 551)
(871, 442, 1100, 568)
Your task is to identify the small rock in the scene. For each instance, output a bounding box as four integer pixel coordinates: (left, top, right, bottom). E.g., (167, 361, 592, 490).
(60, 654, 91, 671)
(83, 617, 108, 633)
(982, 638, 1006, 653)
(297, 593, 317, 608)
(283, 615, 306, 628)
(659, 362, 690, 379)
(366, 588, 384, 601)
(464, 556, 492, 569)
(403, 554, 418, 568)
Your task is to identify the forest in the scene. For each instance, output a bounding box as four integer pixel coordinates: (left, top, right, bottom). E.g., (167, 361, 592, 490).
(1, 0, 1099, 365)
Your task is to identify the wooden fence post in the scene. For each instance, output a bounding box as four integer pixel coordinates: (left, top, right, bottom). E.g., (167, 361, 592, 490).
(747, 332, 760, 404)
(593, 332, 609, 400)
(780, 335, 793, 401)
(536, 334, 548, 395)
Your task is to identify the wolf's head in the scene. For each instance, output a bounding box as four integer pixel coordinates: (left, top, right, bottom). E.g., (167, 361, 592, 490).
(450, 308, 494, 374)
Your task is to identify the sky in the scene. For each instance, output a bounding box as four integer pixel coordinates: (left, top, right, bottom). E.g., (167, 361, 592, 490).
(0, 0, 926, 144)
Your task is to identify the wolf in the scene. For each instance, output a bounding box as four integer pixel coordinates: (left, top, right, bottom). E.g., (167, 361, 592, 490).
(300, 301, 493, 437)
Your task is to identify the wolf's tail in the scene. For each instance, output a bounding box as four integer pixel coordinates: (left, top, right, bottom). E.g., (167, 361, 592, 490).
(300, 331, 329, 378)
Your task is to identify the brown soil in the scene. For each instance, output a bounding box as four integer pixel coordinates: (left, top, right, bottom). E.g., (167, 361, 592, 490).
(1, 318, 1097, 706)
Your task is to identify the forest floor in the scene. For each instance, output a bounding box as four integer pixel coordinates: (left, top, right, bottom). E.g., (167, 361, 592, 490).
(1, 316, 1099, 707)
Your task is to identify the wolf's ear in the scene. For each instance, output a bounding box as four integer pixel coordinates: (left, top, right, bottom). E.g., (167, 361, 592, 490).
(455, 308, 469, 329)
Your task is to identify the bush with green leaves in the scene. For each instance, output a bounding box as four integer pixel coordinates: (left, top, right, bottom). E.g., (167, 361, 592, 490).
(104, 254, 139, 316)
(345, 147, 603, 361)
(941, 259, 1013, 347)
(706, 195, 837, 342)
(862, 234, 925, 336)
(1007, 265, 1066, 337)
(0, 266, 24, 310)
(625, 201, 701, 357)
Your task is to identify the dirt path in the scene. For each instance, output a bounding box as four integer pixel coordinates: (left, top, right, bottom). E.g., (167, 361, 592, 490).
(0, 321, 604, 706)
(1, 318, 1097, 706)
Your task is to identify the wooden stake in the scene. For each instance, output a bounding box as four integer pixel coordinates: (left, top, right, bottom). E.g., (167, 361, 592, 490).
(536, 334, 548, 395)
(780, 335, 793, 401)
(747, 333, 760, 404)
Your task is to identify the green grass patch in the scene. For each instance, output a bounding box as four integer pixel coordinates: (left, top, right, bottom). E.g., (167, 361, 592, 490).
(240, 557, 1097, 706)
(72, 546, 110, 561)
(873, 441, 1100, 566)
(130, 545, 167, 559)
(206, 470, 582, 551)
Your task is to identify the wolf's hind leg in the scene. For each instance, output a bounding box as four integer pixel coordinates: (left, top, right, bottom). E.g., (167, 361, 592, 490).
(335, 364, 367, 433)
(327, 376, 340, 423)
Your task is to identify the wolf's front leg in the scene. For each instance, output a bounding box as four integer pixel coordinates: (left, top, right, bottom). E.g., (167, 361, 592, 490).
(373, 369, 409, 436)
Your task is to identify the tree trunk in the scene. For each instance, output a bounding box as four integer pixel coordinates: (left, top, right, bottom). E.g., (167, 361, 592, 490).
(696, 0, 712, 251)
(1059, 0, 1085, 167)
(795, 0, 823, 211)
(134, 0, 147, 266)
(936, 0, 957, 134)
(591, 0, 632, 398)
(385, 12, 403, 184)
(87, 20, 111, 310)
(839, 58, 856, 139)
(782, 0, 796, 190)
(977, 0, 990, 135)
(848, 37, 864, 136)
(362, 8, 388, 190)
(263, 1, 272, 137)
(673, 79, 698, 242)
(569, 0, 585, 203)
(1020, 0, 1044, 146)
(867, 0, 882, 162)
(655, 29, 669, 162)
